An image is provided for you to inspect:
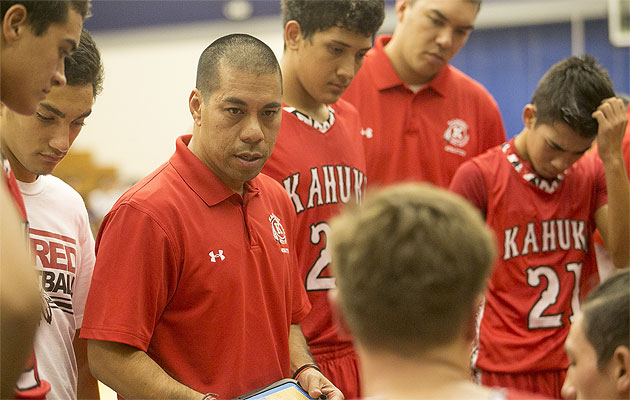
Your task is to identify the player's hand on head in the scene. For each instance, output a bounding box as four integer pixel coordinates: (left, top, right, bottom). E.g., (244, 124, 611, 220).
(593, 97, 628, 162)
(297, 367, 344, 400)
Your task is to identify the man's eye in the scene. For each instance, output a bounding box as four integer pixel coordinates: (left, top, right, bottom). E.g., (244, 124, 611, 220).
(428, 16, 445, 27)
(36, 113, 54, 121)
(329, 46, 343, 55)
(226, 108, 243, 115)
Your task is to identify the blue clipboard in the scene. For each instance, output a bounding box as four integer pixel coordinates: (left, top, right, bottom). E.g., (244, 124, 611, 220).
(235, 378, 313, 400)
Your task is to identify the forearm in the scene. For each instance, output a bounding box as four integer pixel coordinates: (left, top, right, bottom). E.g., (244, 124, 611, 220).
(73, 332, 100, 399)
(602, 154, 630, 268)
(288, 324, 343, 399)
(289, 324, 316, 374)
(87, 340, 204, 400)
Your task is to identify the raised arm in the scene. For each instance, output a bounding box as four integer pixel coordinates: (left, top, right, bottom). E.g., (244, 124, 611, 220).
(593, 97, 629, 268)
(87, 340, 204, 400)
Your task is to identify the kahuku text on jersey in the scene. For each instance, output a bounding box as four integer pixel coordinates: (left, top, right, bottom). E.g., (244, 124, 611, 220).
(281, 165, 367, 214)
(503, 219, 588, 260)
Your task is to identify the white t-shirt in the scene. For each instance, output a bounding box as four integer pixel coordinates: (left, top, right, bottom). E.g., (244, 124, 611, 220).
(19, 175, 95, 400)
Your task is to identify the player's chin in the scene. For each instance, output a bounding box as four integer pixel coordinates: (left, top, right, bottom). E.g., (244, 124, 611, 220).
(32, 165, 56, 177)
(317, 88, 344, 104)
(328, 90, 346, 102)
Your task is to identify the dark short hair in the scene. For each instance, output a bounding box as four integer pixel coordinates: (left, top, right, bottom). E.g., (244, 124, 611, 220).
(410, 0, 482, 11)
(581, 269, 629, 370)
(64, 29, 103, 98)
(531, 55, 615, 138)
(330, 183, 496, 355)
(282, 0, 385, 40)
(195, 33, 281, 98)
(1, 1, 91, 36)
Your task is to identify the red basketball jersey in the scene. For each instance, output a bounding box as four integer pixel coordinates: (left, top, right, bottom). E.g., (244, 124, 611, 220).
(451, 140, 606, 373)
(263, 99, 367, 355)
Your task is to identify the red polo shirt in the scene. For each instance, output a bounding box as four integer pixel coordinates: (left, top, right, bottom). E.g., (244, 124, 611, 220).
(342, 34, 506, 188)
(81, 135, 310, 398)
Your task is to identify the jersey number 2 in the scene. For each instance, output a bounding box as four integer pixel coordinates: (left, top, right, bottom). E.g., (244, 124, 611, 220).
(305, 222, 335, 291)
(526, 262, 582, 329)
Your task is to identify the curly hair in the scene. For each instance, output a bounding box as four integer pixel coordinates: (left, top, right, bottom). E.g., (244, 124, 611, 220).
(282, 0, 385, 40)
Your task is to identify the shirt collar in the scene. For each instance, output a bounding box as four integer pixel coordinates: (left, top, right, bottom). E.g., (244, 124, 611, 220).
(370, 34, 451, 97)
(169, 134, 260, 207)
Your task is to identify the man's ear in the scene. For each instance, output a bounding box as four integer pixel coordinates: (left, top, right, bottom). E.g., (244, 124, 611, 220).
(395, 0, 411, 24)
(189, 89, 203, 127)
(522, 104, 536, 128)
(2, 4, 28, 45)
(284, 20, 303, 51)
(611, 346, 630, 396)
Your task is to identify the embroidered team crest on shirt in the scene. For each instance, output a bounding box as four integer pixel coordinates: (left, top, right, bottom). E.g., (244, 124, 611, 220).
(269, 213, 287, 245)
(443, 118, 469, 156)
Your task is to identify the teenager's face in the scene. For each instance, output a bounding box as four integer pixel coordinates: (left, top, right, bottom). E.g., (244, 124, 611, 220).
(1, 7, 83, 115)
(521, 107, 594, 180)
(393, 0, 477, 84)
(562, 314, 620, 399)
(294, 26, 372, 105)
(0, 84, 93, 183)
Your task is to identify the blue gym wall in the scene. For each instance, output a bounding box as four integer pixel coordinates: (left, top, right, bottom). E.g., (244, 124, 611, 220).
(451, 19, 630, 138)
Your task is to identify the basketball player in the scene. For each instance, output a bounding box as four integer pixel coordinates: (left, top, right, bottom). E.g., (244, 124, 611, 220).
(450, 55, 629, 398)
(262, 1, 384, 397)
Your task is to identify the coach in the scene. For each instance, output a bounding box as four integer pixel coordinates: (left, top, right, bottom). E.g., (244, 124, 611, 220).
(80, 34, 341, 400)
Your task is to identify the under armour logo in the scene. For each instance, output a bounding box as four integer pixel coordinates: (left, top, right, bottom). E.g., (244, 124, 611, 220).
(209, 250, 225, 262)
(360, 127, 373, 139)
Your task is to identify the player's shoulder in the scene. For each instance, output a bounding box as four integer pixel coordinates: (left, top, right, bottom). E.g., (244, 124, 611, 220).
(331, 97, 362, 121)
(332, 97, 358, 113)
(452, 143, 504, 182)
(470, 142, 505, 165)
(40, 174, 87, 207)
